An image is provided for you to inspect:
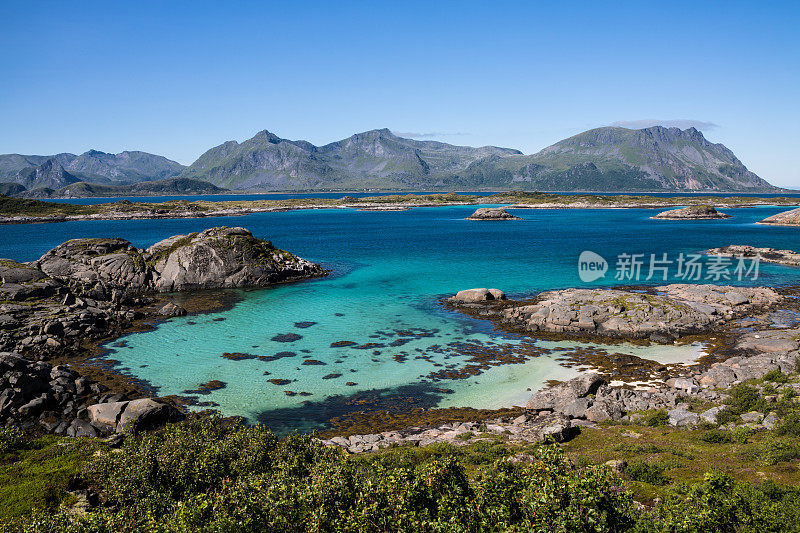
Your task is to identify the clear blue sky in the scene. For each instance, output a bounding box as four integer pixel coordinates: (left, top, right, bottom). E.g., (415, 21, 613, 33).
(1, 1, 798, 187)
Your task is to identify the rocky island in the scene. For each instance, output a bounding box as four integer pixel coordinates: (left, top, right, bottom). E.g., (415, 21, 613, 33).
(466, 207, 522, 220)
(0, 227, 324, 436)
(758, 206, 800, 226)
(707, 245, 800, 267)
(651, 204, 731, 220)
(448, 283, 780, 342)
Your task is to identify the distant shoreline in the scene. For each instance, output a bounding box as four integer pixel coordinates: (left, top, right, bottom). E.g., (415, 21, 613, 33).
(2, 191, 800, 225)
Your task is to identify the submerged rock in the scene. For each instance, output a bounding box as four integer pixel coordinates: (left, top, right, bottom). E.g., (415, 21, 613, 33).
(466, 207, 522, 221)
(652, 205, 731, 220)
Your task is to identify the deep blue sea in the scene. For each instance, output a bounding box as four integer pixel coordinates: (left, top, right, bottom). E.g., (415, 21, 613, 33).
(2, 204, 799, 432)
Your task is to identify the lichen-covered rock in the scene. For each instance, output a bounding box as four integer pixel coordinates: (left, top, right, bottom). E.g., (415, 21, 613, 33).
(146, 227, 323, 291)
(494, 284, 781, 341)
(652, 205, 731, 220)
(34, 226, 324, 295)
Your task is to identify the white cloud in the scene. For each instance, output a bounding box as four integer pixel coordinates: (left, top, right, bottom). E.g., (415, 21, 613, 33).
(610, 119, 719, 131)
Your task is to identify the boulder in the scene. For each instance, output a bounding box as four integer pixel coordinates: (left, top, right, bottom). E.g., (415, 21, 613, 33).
(700, 406, 724, 424)
(668, 408, 699, 427)
(88, 398, 179, 434)
(452, 288, 505, 303)
(526, 374, 605, 411)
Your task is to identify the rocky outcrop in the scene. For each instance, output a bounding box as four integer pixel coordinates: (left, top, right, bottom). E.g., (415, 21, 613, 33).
(320, 412, 573, 454)
(466, 207, 521, 220)
(652, 205, 731, 220)
(451, 288, 506, 303)
(0, 351, 124, 437)
(0, 228, 325, 434)
(758, 207, 800, 226)
(147, 227, 323, 292)
(707, 245, 800, 267)
(35, 226, 324, 296)
(452, 284, 781, 341)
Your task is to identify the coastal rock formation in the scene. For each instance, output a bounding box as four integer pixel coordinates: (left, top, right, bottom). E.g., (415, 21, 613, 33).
(466, 207, 522, 221)
(758, 207, 800, 226)
(652, 205, 731, 220)
(36, 226, 324, 295)
(707, 245, 800, 267)
(451, 284, 781, 341)
(451, 288, 506, 303)
(0, 228, 325, 434)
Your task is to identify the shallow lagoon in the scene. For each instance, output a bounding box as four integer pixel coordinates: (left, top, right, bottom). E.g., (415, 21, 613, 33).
(2, 204, 799, 431)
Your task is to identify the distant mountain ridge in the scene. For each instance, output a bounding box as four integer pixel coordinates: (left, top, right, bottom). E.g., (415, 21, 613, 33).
(0, 150, 186, 190)
(180, 126, 777, 192)
(180, 128, 522, 190)
(2, 126, 779, 195)
(16, 177, 226, 199)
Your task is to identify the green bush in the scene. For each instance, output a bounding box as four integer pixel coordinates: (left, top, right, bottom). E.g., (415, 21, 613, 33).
(626, 461, 670, 486)
(725, 384, 766, 414)
(747, 437, 800, 466)
(763, 370, 789, 384)
(644, 410, 670, 427)
(700, 430, 733, 444)
(0, 426, 24, 456)
(6, 416, 638, 532)
(775, 413, 800, 437)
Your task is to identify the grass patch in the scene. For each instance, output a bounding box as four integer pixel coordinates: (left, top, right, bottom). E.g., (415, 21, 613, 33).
(0, 435, 101, 520)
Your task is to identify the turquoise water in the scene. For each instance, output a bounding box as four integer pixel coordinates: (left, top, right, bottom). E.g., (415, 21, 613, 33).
(2, 205, 799, 431)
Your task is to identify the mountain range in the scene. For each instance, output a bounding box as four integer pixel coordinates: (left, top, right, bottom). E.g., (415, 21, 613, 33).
(0, 126, 779, 195)
(0, 150, 186, 190)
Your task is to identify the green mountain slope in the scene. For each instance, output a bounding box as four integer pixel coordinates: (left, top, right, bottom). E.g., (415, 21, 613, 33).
(181, 128, 522, 190)
(181, 126, 776, 192)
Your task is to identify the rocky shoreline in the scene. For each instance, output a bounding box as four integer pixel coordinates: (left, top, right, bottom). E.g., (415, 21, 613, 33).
(0, 227, 325, 436)
(707, 245, 800, 267)
(323, 284, 800, 454)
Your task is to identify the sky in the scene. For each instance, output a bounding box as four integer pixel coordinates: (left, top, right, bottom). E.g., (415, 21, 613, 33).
(1, 1, 798, 187)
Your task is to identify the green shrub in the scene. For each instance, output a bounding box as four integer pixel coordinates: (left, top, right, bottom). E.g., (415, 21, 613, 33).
(7, 416, 637, 532)
(747, 437, 800, 466)
(775, 413, 800, 437)
(0, 426, 24, 456)
(700, 430, 733, 444)
(724, 384, 766, 414)
(763, 369, 789, 384)
(644, 410, 670, 427)
(626, 461, 670, 485)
